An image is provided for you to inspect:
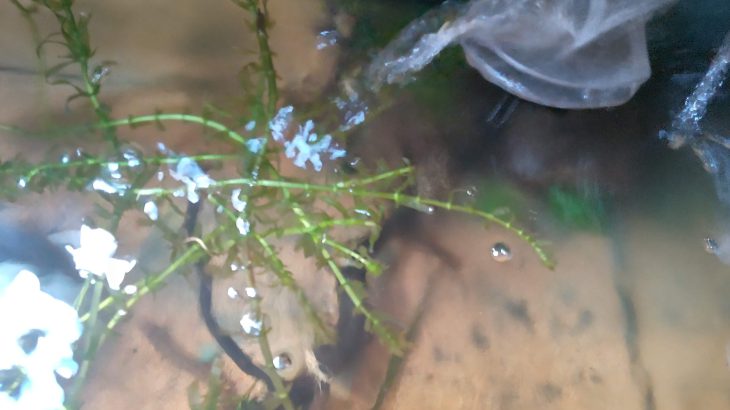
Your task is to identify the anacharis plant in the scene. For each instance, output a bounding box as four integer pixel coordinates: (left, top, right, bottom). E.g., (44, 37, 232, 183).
(0, 0, 553, 408)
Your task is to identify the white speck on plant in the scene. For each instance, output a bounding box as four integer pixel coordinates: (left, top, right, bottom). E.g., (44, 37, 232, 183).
(227, 287, 239, 299)
(236, 217, 251, 236)
(245, 137, 266, 153)
(240, 312, 262, 336)
(169, 157, 215, 204)
(244, 287, 257, 298)
(231, 188, 247, 213)
(143, 200, 158, 221)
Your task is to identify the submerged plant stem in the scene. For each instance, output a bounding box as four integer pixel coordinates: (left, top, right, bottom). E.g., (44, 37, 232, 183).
(78, 233, 211, 323)
(43, 0, 120, 149)
(286, 191, 404, 354)
(68, 279, 104, 406)
(254, 233, 336, 342)
(206, 194, 335, 343)
(137, 176, 553, 268)
(110, 114, 247, 145)
(245, 268, 295, 410)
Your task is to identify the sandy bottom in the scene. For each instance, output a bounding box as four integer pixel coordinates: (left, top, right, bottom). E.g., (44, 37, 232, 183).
(324, 212, 730, 410)
(74, 209, 730, 410)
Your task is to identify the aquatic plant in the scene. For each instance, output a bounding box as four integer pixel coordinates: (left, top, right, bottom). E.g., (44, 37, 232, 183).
(0, 0, 552, 408)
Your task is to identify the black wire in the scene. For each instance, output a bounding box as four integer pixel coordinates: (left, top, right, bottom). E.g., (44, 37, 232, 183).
(184, 200, 275, 391)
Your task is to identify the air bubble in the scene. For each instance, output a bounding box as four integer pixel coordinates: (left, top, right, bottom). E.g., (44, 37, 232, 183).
(450, 186, 479, 206)
(157, 142, 171, 155)
(107, 162, 122, 179)
(316, 30, 338, 50)
(273, 353, 292, 370)
(122, 148, 142, 167)
(355, 208, 372, 217)
(490, 242, 512, 262)
(17, 177, 27, 189)
(705, 237, 719, 254)
(92, 178, 129, 195)
(91, 65, 111, 84)
(123, 285, 137, 295)
(404, 200, 435, 214)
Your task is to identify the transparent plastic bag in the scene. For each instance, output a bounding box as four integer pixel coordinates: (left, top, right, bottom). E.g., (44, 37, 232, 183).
(368, 0, 675, 109)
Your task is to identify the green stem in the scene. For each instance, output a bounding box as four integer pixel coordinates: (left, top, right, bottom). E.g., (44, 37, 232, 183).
(1, 112, 247, 147)
(285, 189, 404, 354)
(69, 278, 104, 405)
(13, 153, 236, 185)
(233, 0, 279, 116)
(73, 277, 91, 311)
(137, 176, 553, 268)
(245, 268, 295, 410)
(79, 234, 209, 322)
(107, 114, 247, 145)
(205, 194, 335, 343)
(261, 217, 377, 238)
(227, 0, 280, 256)
(253, 233, 335, 342)
(41, 1, 119, 149)
(324, 238, 382, 275)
